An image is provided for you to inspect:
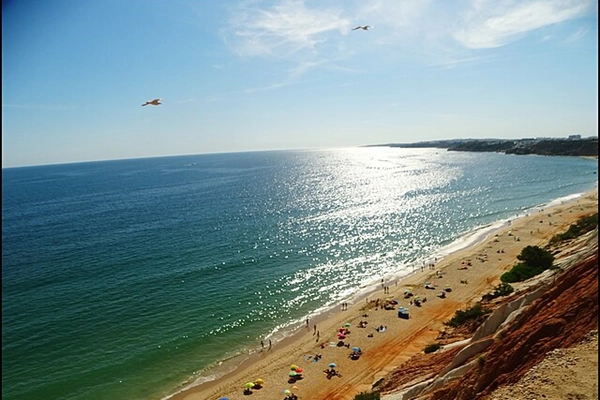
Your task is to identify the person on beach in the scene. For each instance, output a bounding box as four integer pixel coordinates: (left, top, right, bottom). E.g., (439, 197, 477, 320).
(261, 340, 264, 350)
(314, 324, 317, 334)
(268, 339, 272, 350)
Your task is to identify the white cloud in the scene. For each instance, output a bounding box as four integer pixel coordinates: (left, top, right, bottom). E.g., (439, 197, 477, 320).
(454, 0, 595, 49)
(244, 80, 299, 93)
(561, 27, 590, 43)
(2, 103, 73, 110)
(224, 0, 351, 57)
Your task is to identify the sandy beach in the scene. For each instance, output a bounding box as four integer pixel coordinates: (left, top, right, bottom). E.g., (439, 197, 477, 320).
(169, 188, 598, 400)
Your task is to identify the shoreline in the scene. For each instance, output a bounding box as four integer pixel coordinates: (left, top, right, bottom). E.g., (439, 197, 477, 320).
(166, 188, 598, 400)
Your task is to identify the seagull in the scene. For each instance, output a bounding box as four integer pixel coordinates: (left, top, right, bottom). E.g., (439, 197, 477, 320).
(142, 98, 162, 106)
(352, 25, 372, 31)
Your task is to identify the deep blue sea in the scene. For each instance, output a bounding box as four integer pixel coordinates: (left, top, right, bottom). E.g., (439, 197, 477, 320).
(2, 147, 597, 400)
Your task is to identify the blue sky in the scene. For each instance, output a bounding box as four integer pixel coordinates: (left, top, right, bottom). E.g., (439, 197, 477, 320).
(2, 0, 598, 168)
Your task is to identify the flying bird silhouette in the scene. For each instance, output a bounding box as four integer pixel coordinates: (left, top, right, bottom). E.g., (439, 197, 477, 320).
(142, 98, 162, 106)
(352, 25, 372, 31)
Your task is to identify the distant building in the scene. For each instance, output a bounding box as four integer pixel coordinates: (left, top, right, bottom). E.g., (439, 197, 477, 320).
(568, 134, 582, 140)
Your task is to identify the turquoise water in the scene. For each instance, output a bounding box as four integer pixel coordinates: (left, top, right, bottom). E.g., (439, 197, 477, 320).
(2, 147, 597, 400)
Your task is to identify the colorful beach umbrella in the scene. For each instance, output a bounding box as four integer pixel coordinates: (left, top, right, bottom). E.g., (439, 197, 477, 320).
(329, 362, 337, 368)
(288, 371, 298, 377)
(290, 364, 299, 370)
(254, 378, 264, 385)
(244, 382, 254, 388)
(344, 322, 351, 327)
(294, 367, 303, 373)
(352, 347, 360, 352)
(282, 389, 292, 395)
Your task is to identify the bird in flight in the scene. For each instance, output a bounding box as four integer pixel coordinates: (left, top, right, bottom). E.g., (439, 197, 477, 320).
(142, 98, 162, 106)
(352, 25, 372, 31)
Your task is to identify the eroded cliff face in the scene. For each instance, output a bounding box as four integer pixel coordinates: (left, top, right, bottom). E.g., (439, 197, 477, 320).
(426, 250, 598, 400)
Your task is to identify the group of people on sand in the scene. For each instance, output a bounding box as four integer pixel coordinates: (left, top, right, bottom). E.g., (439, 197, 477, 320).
(349, 347, 362, 360)
(323, 368, 342, 379)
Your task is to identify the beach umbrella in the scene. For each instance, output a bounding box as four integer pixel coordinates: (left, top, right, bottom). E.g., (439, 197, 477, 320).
(244, 382, 254, 389)
(254, 378, 264, 385)
(218, 398, 230, 400)
(290, 364, 299, 370)
(294, 367, 303, 373)
(337, 333, 346, 339)
(288, 371, 298, 377)
(344, 322, 351, 327)
(329, 362, 337, 368)
(292, 385, 300, 390)
(352, 347, 360, 352)
(282, 389, 292, 395)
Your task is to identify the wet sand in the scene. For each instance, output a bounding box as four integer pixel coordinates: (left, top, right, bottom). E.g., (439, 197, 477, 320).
(169, 189, 598, 400)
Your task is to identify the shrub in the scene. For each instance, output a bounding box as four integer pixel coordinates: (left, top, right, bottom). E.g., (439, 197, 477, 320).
(501, 262, 544, 283)
(482, 282, 514, 301)
(500, 246, 554, 283)
(550, 213, 598, 244)
(445, 303, 490, 328)
(424, 343, 441, 354)
(517, 245, 554, 269)
(354, 391, 380, 400)
(477, 355, 486, 368)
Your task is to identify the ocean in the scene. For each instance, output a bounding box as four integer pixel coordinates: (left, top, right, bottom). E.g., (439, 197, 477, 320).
(2, 147, 597, 400)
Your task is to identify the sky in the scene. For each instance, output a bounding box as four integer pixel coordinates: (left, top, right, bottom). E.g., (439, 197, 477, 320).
(2, 0, 598, 168)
